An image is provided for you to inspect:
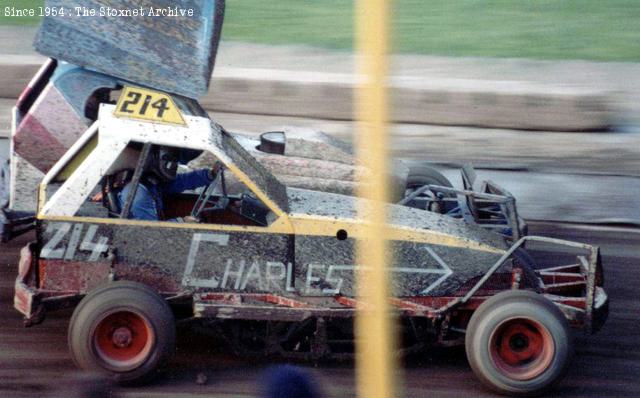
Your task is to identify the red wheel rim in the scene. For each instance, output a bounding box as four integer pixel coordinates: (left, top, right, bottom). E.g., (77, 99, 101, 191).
(489, 318, 554, 381)
(93, 310, 154, 371)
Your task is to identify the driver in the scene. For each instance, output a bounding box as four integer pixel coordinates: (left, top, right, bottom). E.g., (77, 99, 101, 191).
(118, 146, 220, 221)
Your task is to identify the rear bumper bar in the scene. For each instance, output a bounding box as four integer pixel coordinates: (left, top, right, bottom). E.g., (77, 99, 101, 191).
(14, 242, 81, 326)
(14, 243, 42, 324)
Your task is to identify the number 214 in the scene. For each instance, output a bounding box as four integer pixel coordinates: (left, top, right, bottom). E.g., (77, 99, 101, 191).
(119, 91, 170, 118)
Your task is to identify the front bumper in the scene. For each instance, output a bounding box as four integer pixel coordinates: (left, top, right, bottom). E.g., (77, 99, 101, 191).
(590, 286, 609, 333)
(532, 237, 608, 334)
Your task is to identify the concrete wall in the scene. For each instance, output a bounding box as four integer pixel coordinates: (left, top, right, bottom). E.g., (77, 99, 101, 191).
(0, 57, 616, 132)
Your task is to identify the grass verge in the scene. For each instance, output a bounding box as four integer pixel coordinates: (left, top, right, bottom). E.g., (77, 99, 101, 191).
(1, 0, 639, 61)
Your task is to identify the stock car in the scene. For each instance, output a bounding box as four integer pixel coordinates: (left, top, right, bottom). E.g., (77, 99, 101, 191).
(1, 59, 525, 244)
(14, 88, 608, 396)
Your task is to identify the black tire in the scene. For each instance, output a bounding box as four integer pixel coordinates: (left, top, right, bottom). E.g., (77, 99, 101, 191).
(405, 165, 455, 212)
(68, 281, 176, 384)
(465, 290, 573, 396)
(406, 165, 453, 190)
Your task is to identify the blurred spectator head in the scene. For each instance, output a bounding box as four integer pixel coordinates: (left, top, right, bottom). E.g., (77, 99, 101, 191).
(261, 365, 321, 398)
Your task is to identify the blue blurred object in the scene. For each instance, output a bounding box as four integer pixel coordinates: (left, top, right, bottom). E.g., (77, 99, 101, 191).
(262, 365, 321, 398)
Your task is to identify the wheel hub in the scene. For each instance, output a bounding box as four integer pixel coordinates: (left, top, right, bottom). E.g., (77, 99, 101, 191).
(112, 326, 133, 348)
(508, 332, 530, 352)
(490, 318, 555, 381)
(93, 310, 154, 371)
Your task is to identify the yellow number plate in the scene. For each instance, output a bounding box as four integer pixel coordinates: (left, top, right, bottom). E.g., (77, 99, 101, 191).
(114, 86, 186, 126)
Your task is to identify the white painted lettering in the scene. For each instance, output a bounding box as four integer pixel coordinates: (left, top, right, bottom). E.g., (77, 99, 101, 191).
(266, 261, 287, 291)
(41, 222, 71, 259)
(221, 259, 245, 289)
(64, 224, 84, 260)
(323, 265, 347, 294)
(182, 233, 229, 288)
(80, 225, 109, 261)
(286, 261, 296, 292)
(305, 264, 324, 294)
(241, 260, 264, 290)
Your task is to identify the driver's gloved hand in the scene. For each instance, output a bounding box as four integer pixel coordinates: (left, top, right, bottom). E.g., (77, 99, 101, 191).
(182, 215, 200, 223)
(175, 216, 200, 223)
(209, 161, 223, 179)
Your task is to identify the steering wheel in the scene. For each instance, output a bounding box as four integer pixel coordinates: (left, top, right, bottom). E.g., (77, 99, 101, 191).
(190, 164, 229, 219)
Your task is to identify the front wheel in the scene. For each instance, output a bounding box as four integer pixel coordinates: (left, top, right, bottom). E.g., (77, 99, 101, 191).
(465, 290, 573, 396)
(404, 165, 455, 213)
(68, 281, 176, 384)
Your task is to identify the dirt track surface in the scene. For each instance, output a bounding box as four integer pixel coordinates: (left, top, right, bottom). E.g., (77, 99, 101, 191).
(1, 223, 639, 397)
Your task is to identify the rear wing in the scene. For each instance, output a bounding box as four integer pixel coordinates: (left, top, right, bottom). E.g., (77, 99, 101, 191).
(34, 0, 225, 99)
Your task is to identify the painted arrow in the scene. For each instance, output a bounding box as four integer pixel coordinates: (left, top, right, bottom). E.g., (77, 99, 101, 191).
(318, 246, 453, 295)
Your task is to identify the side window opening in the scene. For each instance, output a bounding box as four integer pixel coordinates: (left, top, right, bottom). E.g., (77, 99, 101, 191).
(77, 143, 275, 227)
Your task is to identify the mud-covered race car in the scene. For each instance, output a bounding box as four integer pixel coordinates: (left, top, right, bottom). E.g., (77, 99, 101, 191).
(14, 92, 608, 395)
(1, 58, 525, 243)
(8, 1, 608, 395)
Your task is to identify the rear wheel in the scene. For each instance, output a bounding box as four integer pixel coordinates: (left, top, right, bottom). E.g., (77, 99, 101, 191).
(465, 290, 572, 396)
(68, 281, 175, 384)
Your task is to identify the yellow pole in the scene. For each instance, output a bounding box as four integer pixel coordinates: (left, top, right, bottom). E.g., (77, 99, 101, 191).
(354, 0, 396, 397)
